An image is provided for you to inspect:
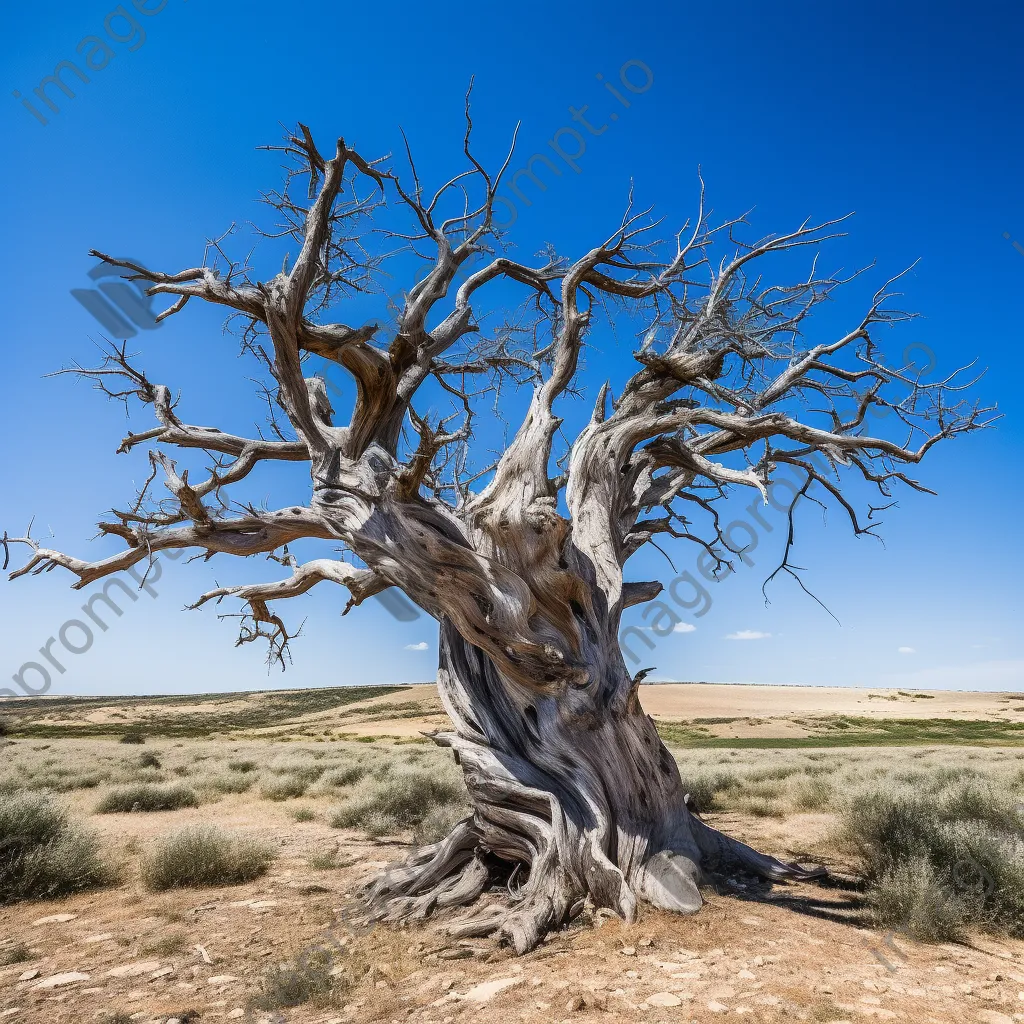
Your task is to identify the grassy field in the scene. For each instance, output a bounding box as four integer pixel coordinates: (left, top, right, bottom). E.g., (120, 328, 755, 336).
(0, 685, 412, 739)
(656, 714, 1024, 747)
(3, 684, 1024, 1024)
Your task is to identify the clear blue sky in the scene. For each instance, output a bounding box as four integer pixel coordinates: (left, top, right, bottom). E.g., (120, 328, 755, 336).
(1, 0, 1021, 696)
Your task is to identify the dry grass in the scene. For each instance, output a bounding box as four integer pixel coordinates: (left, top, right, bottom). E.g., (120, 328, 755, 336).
(841, 777, 1024, 939)
(96, 782, 201, 813)
(0, 791, 115, 903)
(0, 940, 32, 965)
(140, 826, 276, 891)
(329, 763, 467, 837)
(251, 947, 339, 1011)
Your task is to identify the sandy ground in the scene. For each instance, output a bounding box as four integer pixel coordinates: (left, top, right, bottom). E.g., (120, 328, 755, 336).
(309, 684, 1024, 740)
(5, 685, 1024, 1023)
(638, 684, 1024, 721)
(8, 683, 1023, 742)
(3, 788, 1023, 1024)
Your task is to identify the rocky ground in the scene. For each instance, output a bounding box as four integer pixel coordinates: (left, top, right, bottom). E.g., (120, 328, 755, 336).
(4, 684, 1024, 1024)
(3, 796, 1024, 1024)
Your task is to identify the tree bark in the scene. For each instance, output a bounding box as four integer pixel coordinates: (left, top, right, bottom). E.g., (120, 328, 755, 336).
(362, 619, 822, 953)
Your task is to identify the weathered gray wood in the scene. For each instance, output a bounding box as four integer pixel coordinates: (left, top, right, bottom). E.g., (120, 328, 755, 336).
(7, 114, 989, 952)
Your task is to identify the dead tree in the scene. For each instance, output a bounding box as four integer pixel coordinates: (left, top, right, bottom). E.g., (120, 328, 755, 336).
(6, 107, 991, 953)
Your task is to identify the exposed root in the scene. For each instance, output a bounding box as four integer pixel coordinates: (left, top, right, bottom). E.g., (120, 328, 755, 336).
(361, 818, 486, 921)
(358, 811, 825, 955)
(690, 816, 828, 882)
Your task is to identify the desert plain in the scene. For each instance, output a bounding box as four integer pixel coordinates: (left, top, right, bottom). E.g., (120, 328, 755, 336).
(2, 681, 1024, 1024)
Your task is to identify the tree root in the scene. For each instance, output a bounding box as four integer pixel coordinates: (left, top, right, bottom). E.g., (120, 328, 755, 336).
(690, 816, 829, 882)
(359, 811, 826, 954)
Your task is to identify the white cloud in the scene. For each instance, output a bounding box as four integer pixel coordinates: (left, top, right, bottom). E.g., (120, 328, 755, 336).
(638, 622, 697, 634)
(404, 642, 429, 651)
(898, 646, 916, 655)
(724, 630, 771, 641)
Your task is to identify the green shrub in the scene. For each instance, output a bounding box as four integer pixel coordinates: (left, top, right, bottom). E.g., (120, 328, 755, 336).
(141, 826, 276, 891)
(251, 948, 337, 1010)
(318, 765, 367, 789)
(138, 752, 162, 769)
(289, 806, 316, 823)
(201, 773, 254, 795)
(794, 775, 833, 811)
(227, 760, 258, 773)
(268, 759, 325, 783)
(260, 775, 308, 801)
(329, 766, 465, 836)
(119, 730, 145, 745)
(96, 783, 200, 814)
(683, 769, 737, 813)
(0, 792, 113, 904)
(843, 779, 1024, 939)
(739, 796, 787, 818)
(868, 855, 970, 941)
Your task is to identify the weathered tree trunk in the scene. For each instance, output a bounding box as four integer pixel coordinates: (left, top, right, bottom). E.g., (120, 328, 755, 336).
(9, 119, 978, 956)
(363, 619, 822, 953)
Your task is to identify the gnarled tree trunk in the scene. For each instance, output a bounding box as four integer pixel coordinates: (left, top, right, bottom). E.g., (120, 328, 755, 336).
(363, 619, 821, 953)
(9, 119, 979, 956)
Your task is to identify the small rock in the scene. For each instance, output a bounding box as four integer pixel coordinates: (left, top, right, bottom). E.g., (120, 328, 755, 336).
(566, 995, 586, 1011)
(708, 1001, 730, 1014)
(107, 961, 161, 978)
(82, 933, 114, 944)
(150, 966, 174, 979)
(976, 1012, 1015, 1024)
(648, 992, 682, 1007)
(31, 914, 76, 926)
(18, 969, 40, 981)
(738, 968, 756, 980)
(208, 975, 239, 985)
(32, 972, 90, 989)
(638, 937, 654, 948)
(463, 977, 524, 1002)
(440, 979, 455, 992)
(228, 1012, 245, 1020)
(620, 946, 637, 957)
